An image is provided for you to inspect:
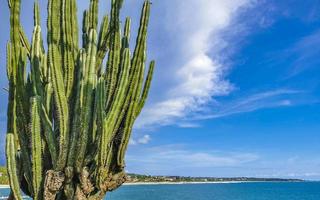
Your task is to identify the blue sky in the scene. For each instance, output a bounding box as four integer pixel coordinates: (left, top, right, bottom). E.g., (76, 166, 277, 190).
(1, 0, 320, 180)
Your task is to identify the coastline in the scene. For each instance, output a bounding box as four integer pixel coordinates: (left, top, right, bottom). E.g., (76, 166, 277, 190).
(0, 182, 246, 189)
(0, 182, 235, 189)
(123, 181, 245, 185)
(0, 181, 250, 188)
(0, 180, 308, 189)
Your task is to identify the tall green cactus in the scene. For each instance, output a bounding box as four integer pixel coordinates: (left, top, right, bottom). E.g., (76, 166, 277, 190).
(5, 0, 155, 199)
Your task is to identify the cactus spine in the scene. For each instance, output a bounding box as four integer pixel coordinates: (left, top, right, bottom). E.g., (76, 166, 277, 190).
(5, 0, 155, 199)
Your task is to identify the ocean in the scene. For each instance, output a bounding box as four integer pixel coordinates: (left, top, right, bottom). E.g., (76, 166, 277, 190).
(1, 182, 320, 200)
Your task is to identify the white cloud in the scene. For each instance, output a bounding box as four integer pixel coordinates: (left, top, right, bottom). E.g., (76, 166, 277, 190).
(257, 172, 320, 179)
(195, 89, 301, 120)
(129, 134, 152, 145)
(136, 0, 253, 129)
(137, 135, 151, 144)
(177, 122, 201, 128)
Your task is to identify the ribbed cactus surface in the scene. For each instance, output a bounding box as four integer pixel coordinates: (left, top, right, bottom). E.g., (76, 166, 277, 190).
(5, 0, 154, 199)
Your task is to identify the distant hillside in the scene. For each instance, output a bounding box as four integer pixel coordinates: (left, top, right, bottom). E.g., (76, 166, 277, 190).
(126, 173, 303, 183)
(0, 166, 303, 185)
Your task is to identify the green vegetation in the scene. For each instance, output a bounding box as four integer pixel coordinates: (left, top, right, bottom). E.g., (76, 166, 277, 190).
(127, 174, 303, 183)
(5, 0, 154, 199)
(0, 166, 9, 185)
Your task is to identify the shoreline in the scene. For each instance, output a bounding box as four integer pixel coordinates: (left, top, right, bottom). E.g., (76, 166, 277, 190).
(123, 180, 309, 186)
(0, 180, 309, 189)
(123, 181, 246, 185)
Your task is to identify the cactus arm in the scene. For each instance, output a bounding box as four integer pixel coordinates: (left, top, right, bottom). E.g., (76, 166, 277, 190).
(105, 22, 121, 109)
(6, 43, 12, 84)
(134, 61, 145, 102)
(9, 22, 34, 192)
(62, 0, 76, 100)
(9, 0, 30, 129)
(9, 0, 21, 61)
(114, 1, 150, 129)
(10, 0, 31, 58)
(49, 59, 69, 170)
(16, 47, 29, 124)
(116, 101, 136, 167)
(97, 15, 110, 53)
(115, 61, 143, 167)
(108, 48, 131, 126)
(6, 133, 23, 200)
(131, 1, 150, 72)
(86, 77, 106, 168)
(48, 0, 70, 170)
(39, 103, 58, 166)
(82, 10, 89, 48)
(110, 87, 133, 143)
(90, 76, 102, 149)
(119, 1, 151, 122)
(14, 48, 34, 195)
(7, 0, 11, 8)
(122, 17, 131, 49)
(30, 97, 43, 200)
(34, 1, 40, 26)
(33, 1, 47, 79)
(94, 77, 106, 144)
(130, 1, 150, 102)
(49, 53, 69, 170)
(6, 42, 17, 141)
(105, 0, 121, 100)
(71, 0, 79, 61)
(19, 26, 31, 59)
(44, 83, 53, 113)
(67, 49, 85, 167)
(31, 25, 44, 97)
(88, 0, 99, 31)
(96, 15, 110, 73)
(47, 0, 62, 71)
(124, 17, 131, 40)
(100, 48, 130, 167)
(115, 1, 152, 167)
(136, 60, 155, 115)
(75, 30, 98, 171)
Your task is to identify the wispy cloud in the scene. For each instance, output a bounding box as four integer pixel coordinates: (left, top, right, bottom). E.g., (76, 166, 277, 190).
(194, 89, 301, 120)
(177, 122, 202, 128)
(255, 172, 320, 180)
(287, 29, 320, 76)
(264, 29, 320, 78)
(136, 0, 253, 129)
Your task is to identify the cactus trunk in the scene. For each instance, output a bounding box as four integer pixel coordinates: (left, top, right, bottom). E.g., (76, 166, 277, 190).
(5, 0, 155, 199)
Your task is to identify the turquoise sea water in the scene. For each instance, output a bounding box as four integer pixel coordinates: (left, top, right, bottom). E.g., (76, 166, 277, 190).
(1, 182, 320, 199)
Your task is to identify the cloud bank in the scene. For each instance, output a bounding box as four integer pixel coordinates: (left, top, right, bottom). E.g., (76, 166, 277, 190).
(136, 0, 252, 129)
(126, 145, 259, 176)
